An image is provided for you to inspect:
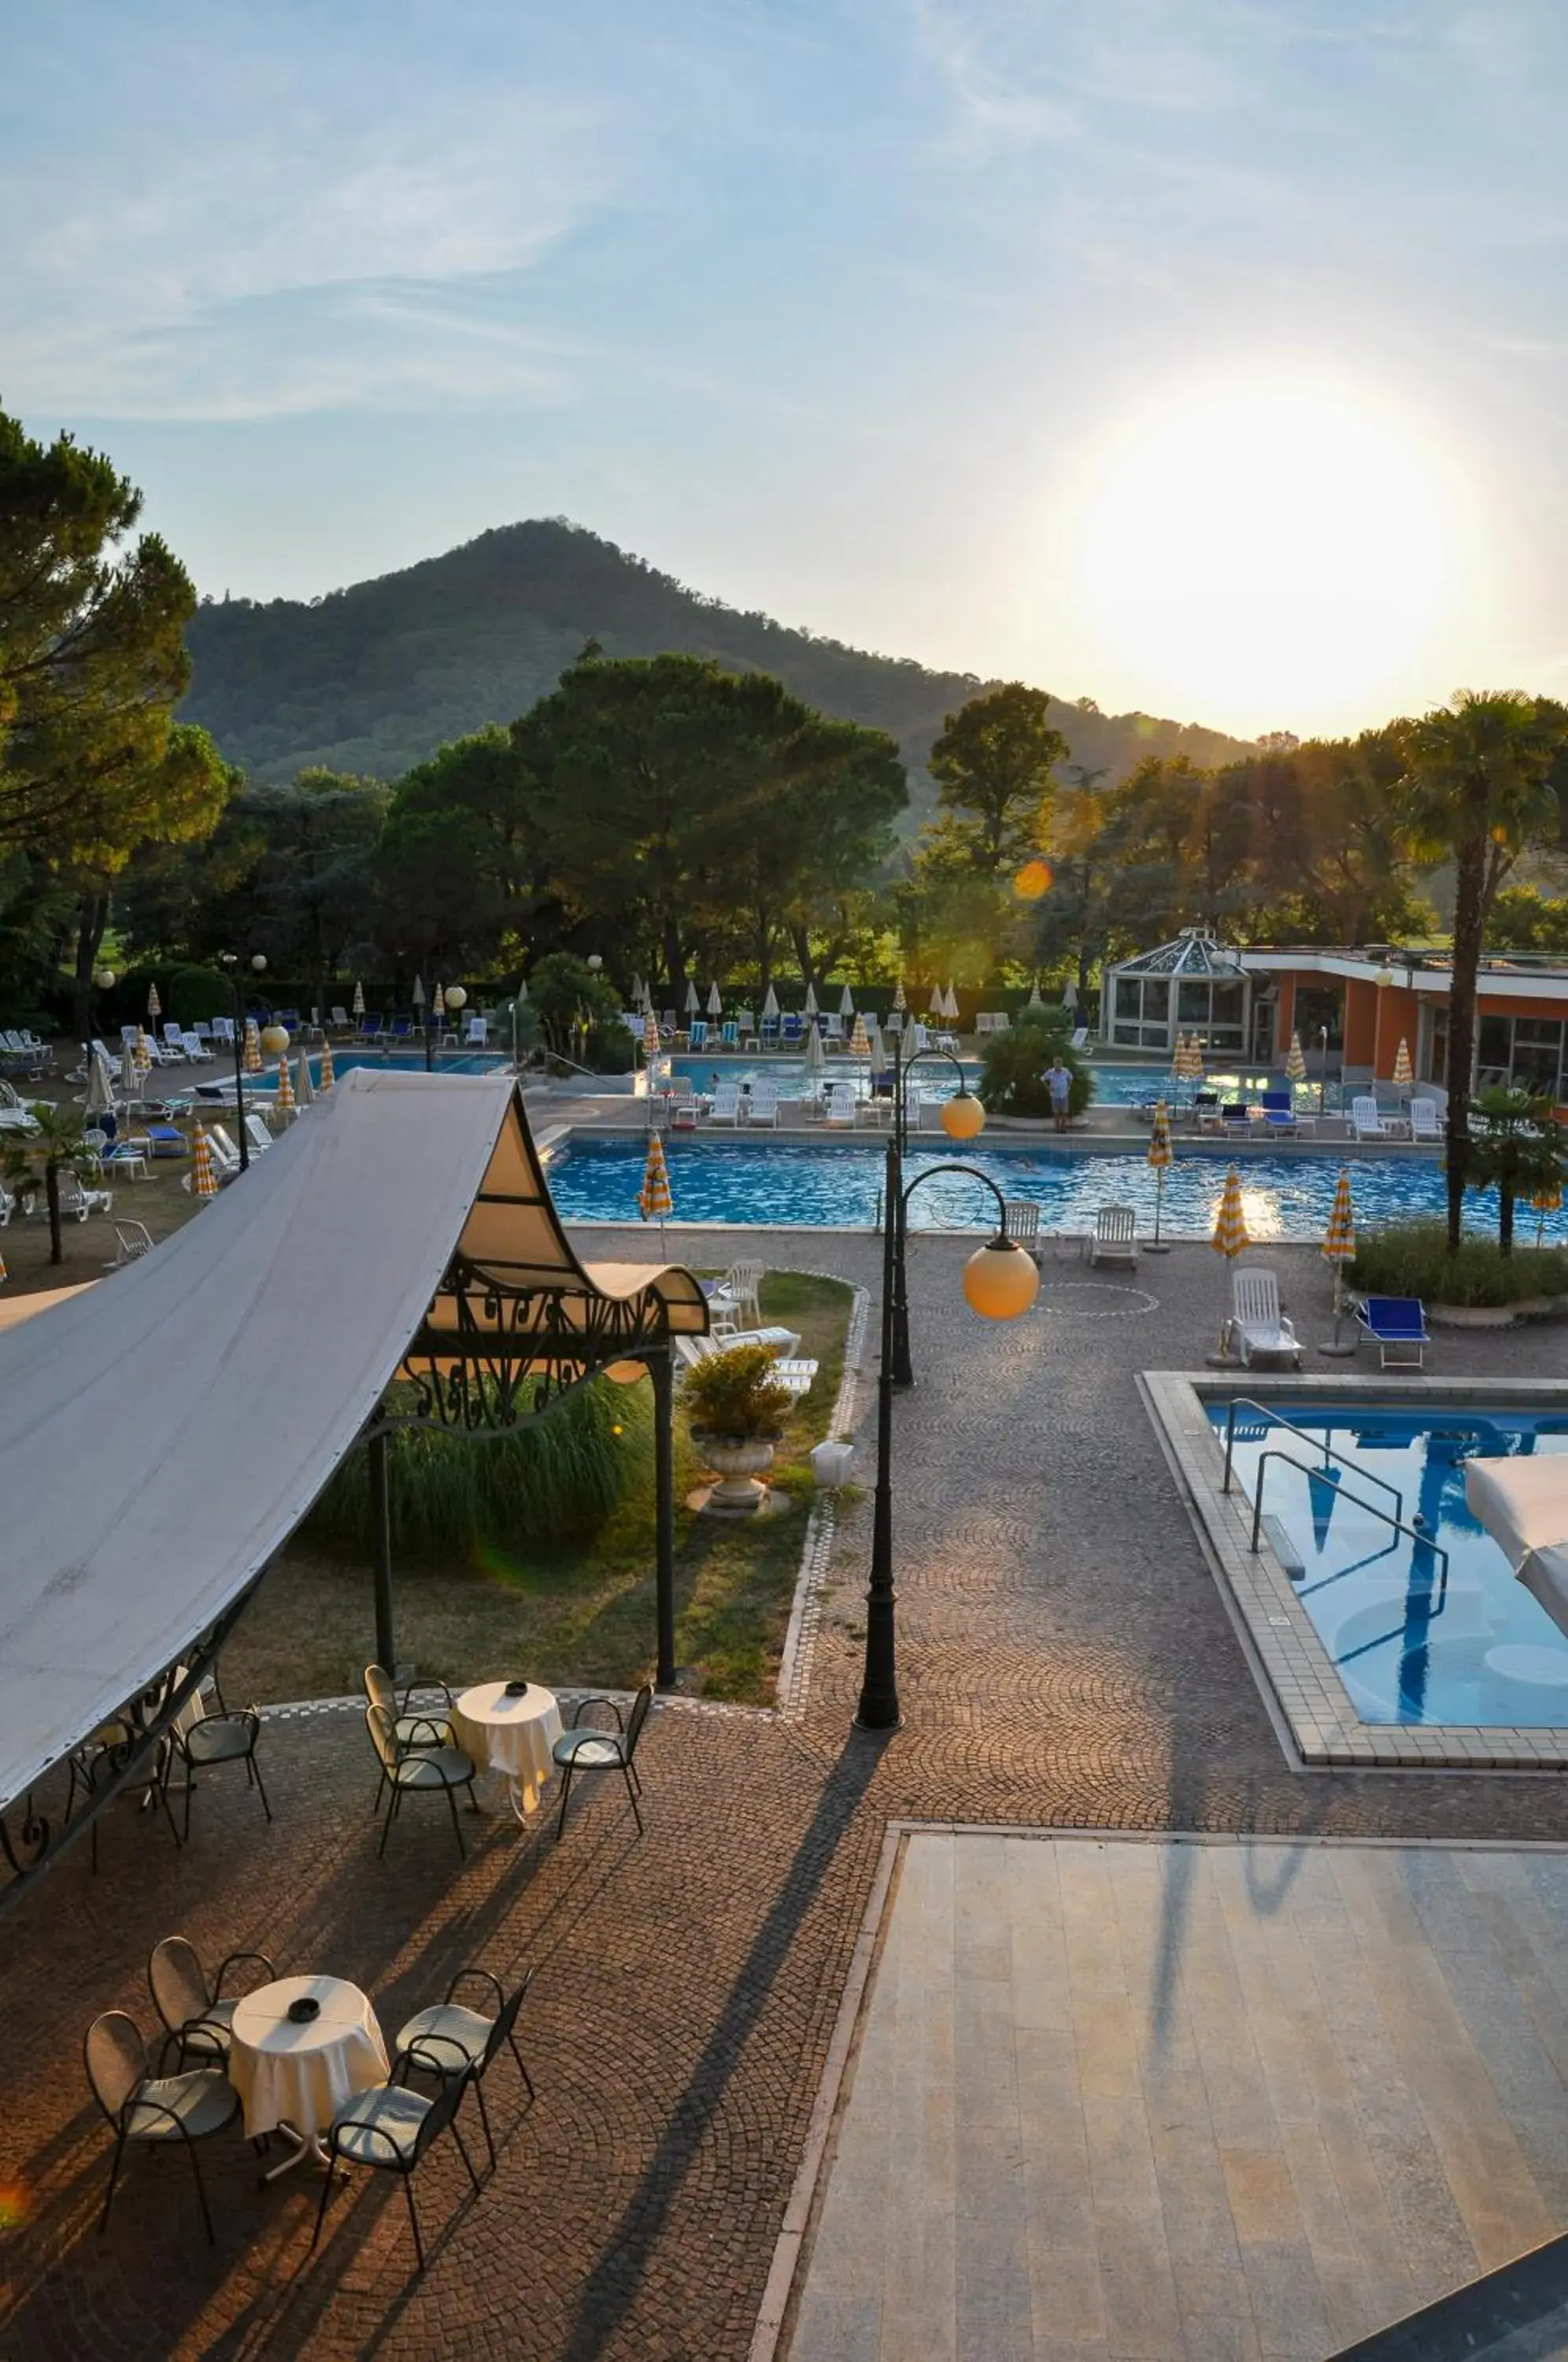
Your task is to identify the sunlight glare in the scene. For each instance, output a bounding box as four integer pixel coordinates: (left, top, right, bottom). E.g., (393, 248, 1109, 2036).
(1075, 382, 1456, 731)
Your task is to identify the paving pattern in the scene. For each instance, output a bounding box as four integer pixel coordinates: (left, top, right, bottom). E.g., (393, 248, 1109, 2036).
(4, 1232, 1568, 2360)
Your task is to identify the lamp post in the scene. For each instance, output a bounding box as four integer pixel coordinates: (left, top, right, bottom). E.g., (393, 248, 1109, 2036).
(857, 1151, 1038, 1731)
(1319, 1023, 1331, 1115)
(220, 952, 267, 1169)
(886, 1034, 988, 1386)
(445, 984, 467, 1061)
(87, 964, 115, 1062)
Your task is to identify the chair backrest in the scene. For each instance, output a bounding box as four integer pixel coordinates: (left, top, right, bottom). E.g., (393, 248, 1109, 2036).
(687, 1020, 708, 1048)
(1411, 1098, 1440, 1133)
(149, 1934, 212, 2034)
(1231, 1265, 1281, 1330)
(712, 1083, 740, 1113)
(720, 1020, 738, 1046)
(85, 2011, 146, 2122)
(623, 1683, 654, 1762)
(411, 2067, 468, 2163)
(1095, 1204, 1136, 1242)
(1194, 1090, 1219, 1109)
(56, 1170, 87, 1210)
(1260, 1092, 1290, 1113)
(114, 1220, 154, 1262)
(465, 1014, 487, 1044)
(483, 1968, 535, 2073)
(750, 1081, 778, 1109)
(245, 1114, 272, 1151)
(331, 1007, 349, 1027)
(727, 1261, 764, 1298)
(1352, 1096, 1382, 1127)
(365, 1701, 400, 1772)
(1366, 1294, 1425, 1334)
(364, 1663, 397, 1716)
(1003, 1200, 1040, 1243)
(212, 1016, 235, 1042)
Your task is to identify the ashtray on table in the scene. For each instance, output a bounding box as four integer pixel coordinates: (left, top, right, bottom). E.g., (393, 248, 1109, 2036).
(504, 1680, 530, 1698)
(287, 1997, 321, 2024)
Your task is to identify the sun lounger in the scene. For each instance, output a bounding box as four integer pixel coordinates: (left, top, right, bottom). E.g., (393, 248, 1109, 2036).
(1070, 1027, 1089, 1050)
(1087, 1205, 1138, 1268)
(1351, 1096, 1388, 1142)
(1194, 1091, 1222, 1133)
(747, 1083, 779, 1127)
(706, 1083, 741, 1125)
(675, 1326, 802, 1373)
(719, 1020, 739, 1050)
(1355, 1295, 1429, 1369)
(1230, 1265, 1303, 1367)
(687, 1020, 708, 1050)
(1221, 1101, 1252, 1135)
(823, 1084, 857, 1126)
(1259, 1091, 1296, 1135)
(1410, 1097, 1441, 1142)
(244, 1113, 274, 1156)
(1003, 1201, 1043, 1262)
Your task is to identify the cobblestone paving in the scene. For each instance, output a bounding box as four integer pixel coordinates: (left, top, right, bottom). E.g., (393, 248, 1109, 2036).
(4, 1232, 1568, 2360)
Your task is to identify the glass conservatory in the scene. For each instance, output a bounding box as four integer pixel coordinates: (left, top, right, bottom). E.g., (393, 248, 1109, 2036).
(1102, 930, 1255, 1056)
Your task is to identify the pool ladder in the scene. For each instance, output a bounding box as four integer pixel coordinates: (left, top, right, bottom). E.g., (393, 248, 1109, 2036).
(1219, 1398, 1449, 1600)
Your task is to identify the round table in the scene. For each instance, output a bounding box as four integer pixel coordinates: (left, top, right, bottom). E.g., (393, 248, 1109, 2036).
(228, 1974, 389, 2179)
(451, 1680, 563, 1821)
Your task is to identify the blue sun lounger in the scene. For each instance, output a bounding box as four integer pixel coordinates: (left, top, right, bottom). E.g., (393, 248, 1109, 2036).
(1355, 1295, 1429, 1369)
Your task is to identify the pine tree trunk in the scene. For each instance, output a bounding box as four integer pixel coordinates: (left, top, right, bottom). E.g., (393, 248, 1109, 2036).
(1500, 1183, 1514, 1257)
(1444, 794, 1489, 1253)
(71, 892, 108, 1048)
(46, 1158, 62, 1267)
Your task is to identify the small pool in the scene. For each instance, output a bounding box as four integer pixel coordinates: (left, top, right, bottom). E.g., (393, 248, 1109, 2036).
(1211, 1405, 1568, 1726)
(198, 1050, 510, 1096)
(545, 1138, 1563, 1242)
(666, 1056, 1331, 1109)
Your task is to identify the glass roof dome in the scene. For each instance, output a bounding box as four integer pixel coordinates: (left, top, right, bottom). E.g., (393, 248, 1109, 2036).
(1111, 927, 1246, 978)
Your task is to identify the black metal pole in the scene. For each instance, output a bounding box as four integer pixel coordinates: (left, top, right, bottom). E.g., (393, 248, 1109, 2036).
(651, 1352, 677, 1691)
(423, 1010, 434, 1072)
(230, 968, 250, 1171)
(856, 1132, 902, 1730)
(370, 1429, 396, 1673)
(890, 1039, 974, 1389)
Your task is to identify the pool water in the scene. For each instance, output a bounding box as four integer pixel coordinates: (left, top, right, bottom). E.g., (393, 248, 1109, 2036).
(668, 1056, 1326, 1109)
(1211, 1405, 1568, 1726)
(545, 1137, 1568, 1242)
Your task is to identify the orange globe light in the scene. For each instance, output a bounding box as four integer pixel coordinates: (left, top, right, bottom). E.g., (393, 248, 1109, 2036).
(259, 1023, 290, 1055)
(941, 1090, 985, 1142)
(605, 1359, 645, 1385)
(963, 1237, 1040, 1321)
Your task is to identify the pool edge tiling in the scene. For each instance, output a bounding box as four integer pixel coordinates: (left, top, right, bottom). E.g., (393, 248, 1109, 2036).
(1144, 1371, 1568, 1773)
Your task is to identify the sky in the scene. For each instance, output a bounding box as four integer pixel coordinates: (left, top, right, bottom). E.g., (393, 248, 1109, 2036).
(6, 0, 1567, 739)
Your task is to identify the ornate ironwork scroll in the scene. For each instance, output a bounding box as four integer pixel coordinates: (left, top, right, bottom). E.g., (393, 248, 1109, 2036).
(0, 1587, 255, 1917)
(386, 1254, 675, 1437)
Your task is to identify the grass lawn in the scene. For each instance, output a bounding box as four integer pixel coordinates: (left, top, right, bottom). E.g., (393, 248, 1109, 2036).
(222, 1270, 855, 1709)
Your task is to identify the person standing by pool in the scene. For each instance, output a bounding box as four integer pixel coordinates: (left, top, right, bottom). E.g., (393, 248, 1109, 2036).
(1047, 1056, 1072, 1134)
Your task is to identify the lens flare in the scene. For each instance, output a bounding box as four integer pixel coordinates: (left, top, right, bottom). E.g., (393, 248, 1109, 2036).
(0, 2182, 31, 2229)
(1014, 859, 1053, 901)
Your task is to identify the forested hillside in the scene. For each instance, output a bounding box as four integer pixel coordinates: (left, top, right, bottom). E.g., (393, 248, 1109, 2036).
(183, 518, 1256, 813)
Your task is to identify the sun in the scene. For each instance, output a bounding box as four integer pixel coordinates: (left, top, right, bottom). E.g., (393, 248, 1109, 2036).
(1074, 379, 1457, 732)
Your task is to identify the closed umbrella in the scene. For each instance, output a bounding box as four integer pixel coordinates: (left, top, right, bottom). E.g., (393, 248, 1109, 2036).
(319, 1039, 336, 1090)
(135, 1026, 152, 1076)
(840, 985, 855, 1020)
(1061, 978, 1078, 1013)
(83, 1050, 115, 1120)
(849, 1013, 871, 1059)
(146, 981, 161, 1020)
(943, 983, 960, 1023)
(803, 1020, 826, 1080)
(928, 982, 944, 1016)
(191, 1124, 218, 1201)
(707, 982, 723, 1016)
(274, 1046, 295, 1117)
(412, 976, 425, 1011)
(804, 983, 819, 1019)
(1392, 1037, 1413, 1097)
(631, 973, 644, 1008)
(1321, 1164, 1357, 1353)
(642, 1010, 661, 1064)
(434, 983, 446, 1022)
(638, 1130, 673, 1250)
(242, 1018, 262, 1075)
(686, 982, 701, 1016)
(761, 983, 779, 1021)
(1532, 1175, 1562, 1247)
(1026, 977, 1044, 1012)
(1285, 1031, 1307, 1088)
(865, 1018, 886, 1074)
(295, 1044, 316, 1106)
(1211, 1164, 1249, 1356)
(893, 979, 907, 1013)
(352, 979, 365, 1019)
(1146, 1101, 1173, 1250)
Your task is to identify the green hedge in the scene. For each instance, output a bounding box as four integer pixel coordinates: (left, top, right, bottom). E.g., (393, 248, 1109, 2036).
(976, 1015, 1095, 1118)
(1349, 1220, 1568, 1308)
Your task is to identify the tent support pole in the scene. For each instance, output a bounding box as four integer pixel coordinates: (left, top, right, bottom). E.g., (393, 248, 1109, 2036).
(370, 1430, 397, 1675)
(651, 1351, 677, 1692)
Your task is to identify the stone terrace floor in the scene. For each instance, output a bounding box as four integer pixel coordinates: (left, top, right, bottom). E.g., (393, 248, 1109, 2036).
(5, 1232, 1568, 2360)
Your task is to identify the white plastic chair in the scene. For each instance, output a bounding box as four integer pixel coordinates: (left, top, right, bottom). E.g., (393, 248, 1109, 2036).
(1087, 1205, 1137, 1267)
(706, 1083, 741, 1126)
(1351, 1097, 1387, 1141)
(746, 1083, 779, 1128)
(1410, 1098, 1441, 1142)
(1003, 1201, 1042, 1262)
(1229, 1265, 1303, 1366)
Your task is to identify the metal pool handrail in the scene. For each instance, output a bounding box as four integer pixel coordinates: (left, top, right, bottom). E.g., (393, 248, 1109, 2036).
(1220, 1396, 1404, 1523)
(1248, 1445, 1449, 1608)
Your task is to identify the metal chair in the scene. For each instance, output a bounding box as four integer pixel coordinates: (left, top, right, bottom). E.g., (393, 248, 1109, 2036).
(84, 2011, 240, 2243)
(165, 1705, 271, 1842)
(364, 1664, 455, 1749)
(312, 2051, 483, 2272)
(394, 1966, 534, 2170)
(551, 1686, 652, 1841)
(148, 1934, 276, 2067)
(365, 1704, 479, 1860)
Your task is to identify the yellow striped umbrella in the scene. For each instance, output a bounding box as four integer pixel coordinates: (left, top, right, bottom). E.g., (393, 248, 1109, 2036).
(146, 981, 161, 1020)
(1285, 1031, 1307, 1087)
(893, 979, 907, 1012)
(1533, 1174, 1562, 1246)
(849, 1013, 871, 1058)
(1146, 1101, 1173, 1247)
(638, 1132, 672, 1247)
(1322, 1163, 1356, 1346)
(1211, 1164, 1249, 1260)
(352, 979, 365, 1018)
(242, 1017, 262, 1074)
(274, 1046, 295, 1116)
(135, 1026, 152, 1075)
(319, 1038, 335, 1090)
(192, 1123, 217, 1200)
(1392, 1036, 1412, 1092)
(642, 1010, 660, 1064)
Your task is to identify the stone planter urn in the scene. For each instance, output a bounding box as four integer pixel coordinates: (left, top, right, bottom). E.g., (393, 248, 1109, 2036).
(692, 1431, 779, 1516)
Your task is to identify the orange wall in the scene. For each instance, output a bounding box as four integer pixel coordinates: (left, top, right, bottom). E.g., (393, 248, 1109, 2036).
(1262, 968, 1568, 1078)
(1343, 979, 1378, 1066)
(1371, 984, 1422, 1079)
(1275, 975, 1296, 1053)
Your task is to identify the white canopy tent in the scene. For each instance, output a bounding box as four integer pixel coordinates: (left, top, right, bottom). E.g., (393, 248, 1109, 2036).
(0, 1068, 706, 1838)
(1466, 1455, 1568, 1637)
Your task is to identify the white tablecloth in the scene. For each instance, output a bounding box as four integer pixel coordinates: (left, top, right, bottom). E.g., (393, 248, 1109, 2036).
(228, 1975, 389, 2140)
(452, 1680, 563, 1814)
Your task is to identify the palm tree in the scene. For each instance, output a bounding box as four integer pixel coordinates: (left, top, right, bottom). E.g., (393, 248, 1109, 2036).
(1466, 1088, 1564, 1257)
(2, 1104, 94, 1267)
(1400, 693, 1568, 1251)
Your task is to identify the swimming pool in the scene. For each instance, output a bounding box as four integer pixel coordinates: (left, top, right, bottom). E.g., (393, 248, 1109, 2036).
(545, 1137, 1562, 1242)
(668, 1056, 1323, 1109)
(1212, 1405, 1568, 1726)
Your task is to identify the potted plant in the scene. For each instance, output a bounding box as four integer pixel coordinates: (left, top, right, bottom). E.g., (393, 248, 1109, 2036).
(685, 1342, 793, 1516)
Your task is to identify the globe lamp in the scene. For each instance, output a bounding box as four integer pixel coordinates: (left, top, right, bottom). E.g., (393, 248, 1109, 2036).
(445, 984, 468, 1013)
(260, 1024, 290, 1056)
(962, 1236, 1040, 1321)
(93, 965, 116, 990)
(941, 1090, 985, 1142)
(251, 953, 268, 973)
(605, 1360, 645, 1385)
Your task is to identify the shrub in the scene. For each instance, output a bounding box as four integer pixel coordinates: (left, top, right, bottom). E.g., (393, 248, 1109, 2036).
(306, 1377, 638, 1558)
(1349, 1220, 1568, 1308)
(976, 1014, 1094, 1118)
(684, 1343, 793, 1440)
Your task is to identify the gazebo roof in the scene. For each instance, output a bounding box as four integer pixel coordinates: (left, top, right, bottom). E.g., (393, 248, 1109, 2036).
(1111, 928, 1247, 978)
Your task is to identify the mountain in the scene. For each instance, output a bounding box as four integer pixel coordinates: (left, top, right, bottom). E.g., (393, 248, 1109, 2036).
(183, 517, 1257, 817)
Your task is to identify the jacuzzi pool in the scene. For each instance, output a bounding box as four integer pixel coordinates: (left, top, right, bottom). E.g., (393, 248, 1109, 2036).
(1211, 1403, 1568, 1726)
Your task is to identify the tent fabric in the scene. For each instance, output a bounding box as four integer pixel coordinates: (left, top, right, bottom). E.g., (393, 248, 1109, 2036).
(1466, 1455, 1568, 1637)
(0, 1069, 705, 1815)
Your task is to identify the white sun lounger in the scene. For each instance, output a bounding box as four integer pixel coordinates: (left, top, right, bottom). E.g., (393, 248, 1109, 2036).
(1351, 1096, 1388, 1142)
(1087, 1205, 1138, 1268)
(706, 1083, 741, 1126)
(1410, 1097, 1441, 1142)
(1229, 1265, 1303, 1367)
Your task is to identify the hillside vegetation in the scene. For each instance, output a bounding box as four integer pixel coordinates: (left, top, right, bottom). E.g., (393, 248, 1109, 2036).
(182, 517, 1257, 812)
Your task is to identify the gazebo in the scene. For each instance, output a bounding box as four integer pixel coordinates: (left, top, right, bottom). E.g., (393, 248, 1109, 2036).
(0, 1070, 708, 1912)
(1101, 929, 1255, 1058)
